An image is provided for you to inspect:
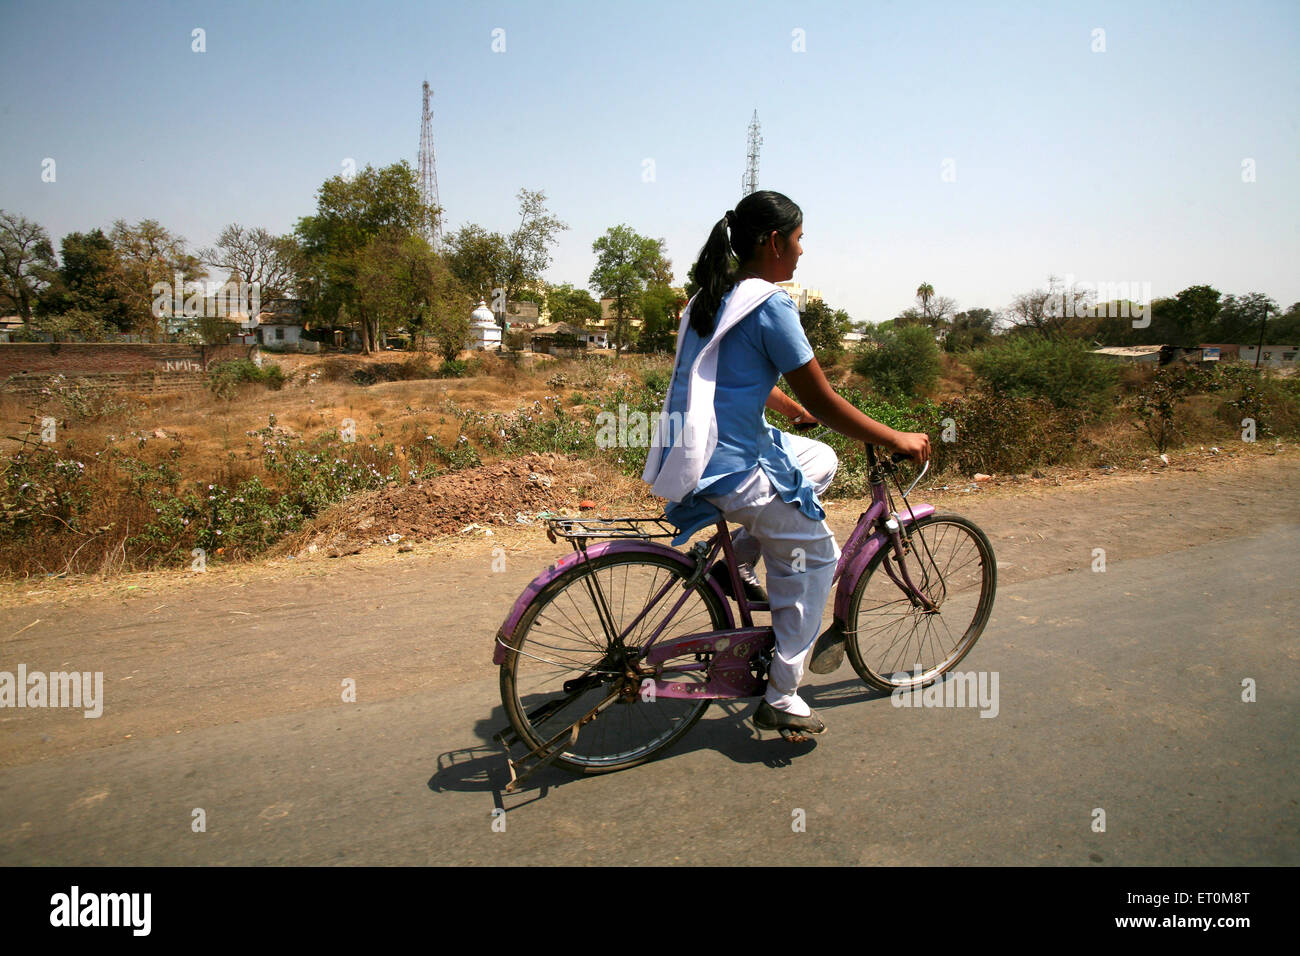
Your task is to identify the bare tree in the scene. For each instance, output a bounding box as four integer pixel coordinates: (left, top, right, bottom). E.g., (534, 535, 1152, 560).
(1006, 275, 1095, 335)
(201, 224, 299, 301)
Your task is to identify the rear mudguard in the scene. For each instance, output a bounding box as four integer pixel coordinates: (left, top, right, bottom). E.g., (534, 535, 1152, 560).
(831, 503, 935, 623)
(492, 540, 736, 665)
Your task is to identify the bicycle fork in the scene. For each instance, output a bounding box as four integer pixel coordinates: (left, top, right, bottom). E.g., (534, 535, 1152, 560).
(879, 519, 941, 612)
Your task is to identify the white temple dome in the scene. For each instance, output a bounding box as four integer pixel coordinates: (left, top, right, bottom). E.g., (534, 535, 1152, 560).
(470, 300, 496, 328)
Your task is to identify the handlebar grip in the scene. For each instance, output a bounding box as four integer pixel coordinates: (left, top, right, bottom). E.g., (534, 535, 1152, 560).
(866, 444, 912, 465)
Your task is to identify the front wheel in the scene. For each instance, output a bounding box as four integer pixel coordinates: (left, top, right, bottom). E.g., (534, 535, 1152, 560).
(845, 513, 996, 691)
(499, 551, 729, 775)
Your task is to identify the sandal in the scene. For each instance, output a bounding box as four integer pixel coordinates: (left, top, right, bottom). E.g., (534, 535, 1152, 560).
(754, 700, 827, 735)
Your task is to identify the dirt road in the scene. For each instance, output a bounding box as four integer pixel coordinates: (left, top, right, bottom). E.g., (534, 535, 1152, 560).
(1, 447, 1296, 770)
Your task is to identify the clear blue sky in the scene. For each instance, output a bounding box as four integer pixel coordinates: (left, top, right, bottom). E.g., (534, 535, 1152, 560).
(2, 0, 1296, 323)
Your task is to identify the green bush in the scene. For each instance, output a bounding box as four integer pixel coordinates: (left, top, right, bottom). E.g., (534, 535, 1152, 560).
(852, 325, 941, 399)
(207, 359, 285, 398)
(437, 358, 469, 378)
(969, 336, 1117, 413)
(933, 388, 1085, 476)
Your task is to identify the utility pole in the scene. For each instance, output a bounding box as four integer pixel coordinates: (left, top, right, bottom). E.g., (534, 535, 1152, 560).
(1254, 305, 1268, 369)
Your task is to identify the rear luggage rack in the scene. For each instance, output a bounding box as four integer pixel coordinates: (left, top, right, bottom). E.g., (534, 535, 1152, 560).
(542, 514, 679, 544)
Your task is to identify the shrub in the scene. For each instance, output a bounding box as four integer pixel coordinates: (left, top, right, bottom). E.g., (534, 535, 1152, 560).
(852, 325, 941, 399)
(1130, 365, 1214, 453)
(37, 374, 131, 423)
(207, 359, 284, 398)
(641, 368, 671, 393)
(934, 388, 1085, 475)
(437, 358, 468, 378)
(1214, 364, 1300, 440)
(969, 336, 1117, 413)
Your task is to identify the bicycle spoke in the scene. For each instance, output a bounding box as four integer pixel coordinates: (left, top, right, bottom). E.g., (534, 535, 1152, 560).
(847, 516, 995, 689)
(504, 553, 725, 771)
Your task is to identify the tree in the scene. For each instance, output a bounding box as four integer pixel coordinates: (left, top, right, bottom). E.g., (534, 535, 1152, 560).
(545, 283, 602, 327)
(1171, 285, 1222, 344)
(1212, 292, 1278, 345)
(853, 325, 941, 399)
(637, 283, 686, 352)
(295, 161, 434, 352)
(590, 225, 671, 354)
(1266, 301, 1300, 344)
(800, 299, 853, 362)
(915, 282, 934, 319)
(0, 211, 57, 324)
(357, 231, 468, 360)
(501, 189, 568, 310)
(109, 219, 205, 339)
(201, 224, 299, 303)
(945, 308, 996, 352)
(445, 223, 509, 304)
(36, 228, 132, 334)
(1005, 275, 1094, 337)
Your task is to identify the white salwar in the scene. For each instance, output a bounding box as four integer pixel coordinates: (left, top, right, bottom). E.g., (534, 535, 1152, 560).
(704, 432, 840, 717)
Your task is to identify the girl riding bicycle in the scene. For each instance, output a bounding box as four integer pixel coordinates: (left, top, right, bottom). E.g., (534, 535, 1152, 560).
(642, 190, 930, 735)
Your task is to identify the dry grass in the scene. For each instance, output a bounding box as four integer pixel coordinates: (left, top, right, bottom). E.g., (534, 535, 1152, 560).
(4, 349, 1290, 580)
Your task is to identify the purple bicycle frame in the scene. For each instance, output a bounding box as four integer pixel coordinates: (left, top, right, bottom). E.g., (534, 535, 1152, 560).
(493, 483, 934, 701)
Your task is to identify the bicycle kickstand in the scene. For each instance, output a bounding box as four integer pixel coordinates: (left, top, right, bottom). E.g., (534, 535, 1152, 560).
(500, 688, 621, 794)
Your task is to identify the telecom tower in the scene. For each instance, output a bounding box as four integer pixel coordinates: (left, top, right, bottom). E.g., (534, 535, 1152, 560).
(419, 80, 443, 251)
(741, 110, 762, 196)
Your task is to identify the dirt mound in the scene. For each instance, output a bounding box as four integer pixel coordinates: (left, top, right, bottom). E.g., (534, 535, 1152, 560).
(278, 453, 628, 558)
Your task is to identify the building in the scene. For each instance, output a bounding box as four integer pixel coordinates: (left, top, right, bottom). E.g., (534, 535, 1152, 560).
(776, 281, 822, 311)
(530, 321, 607, 355)
(1091, 345, 1163, 365)
(254, 299, 309, 350)
(467, 300, 502, 350)
(1239, 344, 1299, 369)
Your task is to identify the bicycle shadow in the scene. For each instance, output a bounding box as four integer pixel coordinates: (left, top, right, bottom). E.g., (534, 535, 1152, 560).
(426, 703, 580, 814)
(427, 680, 893, 810)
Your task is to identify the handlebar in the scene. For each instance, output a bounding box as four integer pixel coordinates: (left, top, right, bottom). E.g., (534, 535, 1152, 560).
(865, 444, 916, 467)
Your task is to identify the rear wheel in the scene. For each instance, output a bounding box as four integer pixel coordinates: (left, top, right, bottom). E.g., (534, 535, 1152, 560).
(845, 514, 995, 691)
(500, 551, 729, 774)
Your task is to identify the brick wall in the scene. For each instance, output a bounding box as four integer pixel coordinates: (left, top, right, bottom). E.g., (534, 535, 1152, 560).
(0, 343, 255, 394)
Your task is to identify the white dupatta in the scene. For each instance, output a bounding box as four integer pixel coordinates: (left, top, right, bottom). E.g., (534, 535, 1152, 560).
(641, 278, 787, 502)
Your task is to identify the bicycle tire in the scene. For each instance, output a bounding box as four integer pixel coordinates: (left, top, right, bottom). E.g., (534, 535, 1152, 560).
(844, 513, 996, 691)
(500, 550, 729, 775)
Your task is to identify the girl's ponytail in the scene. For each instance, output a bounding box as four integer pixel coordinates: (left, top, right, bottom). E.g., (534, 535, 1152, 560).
(687, 190, 802, 339)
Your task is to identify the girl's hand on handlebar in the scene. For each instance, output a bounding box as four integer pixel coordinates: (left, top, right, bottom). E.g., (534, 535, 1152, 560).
(791, 410, 820, 431)
(886, 431, 931, 464)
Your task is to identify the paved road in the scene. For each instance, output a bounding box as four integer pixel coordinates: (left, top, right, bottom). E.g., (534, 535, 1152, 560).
(1, 524, 1296, 865)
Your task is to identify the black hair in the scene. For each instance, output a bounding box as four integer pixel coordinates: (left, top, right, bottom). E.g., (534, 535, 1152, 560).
(688, 190, 802, 338)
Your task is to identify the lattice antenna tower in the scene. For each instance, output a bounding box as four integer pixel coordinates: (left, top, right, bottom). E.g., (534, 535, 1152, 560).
(741, 110, 762, 196)
(419, 80, 443, 251)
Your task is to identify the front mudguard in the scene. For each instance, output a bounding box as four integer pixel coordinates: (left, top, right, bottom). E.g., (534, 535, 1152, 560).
(831, 503, 935, 624)
(492, 540, 736, 665)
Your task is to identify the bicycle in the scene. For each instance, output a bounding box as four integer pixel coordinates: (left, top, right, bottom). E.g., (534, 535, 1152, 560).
(492, 443, 996, 792)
